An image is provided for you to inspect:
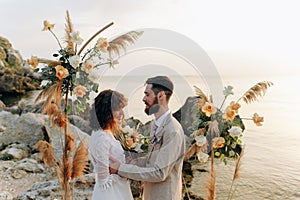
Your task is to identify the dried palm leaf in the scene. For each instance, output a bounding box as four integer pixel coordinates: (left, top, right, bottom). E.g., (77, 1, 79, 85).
(206, 150, 216, 200)
(57, 157, 72, 192)
(38, 58, 61, 67)
(184, 143, 197, 161)
(233, 147, 244, 180)
(237, 81, 273, 104)
(193, 85, 209, 107)
(66, 132, 76, 152)
(64, 10, 74, 51)
(227, 147, 245, 200)
(77, 22, 114, 55)
(52, 112, 68, 128)
(71, 139, 89, 181)
(107, 31, 143, 57)
(34, 140, 56, 167)
(35, 81, 62, 114)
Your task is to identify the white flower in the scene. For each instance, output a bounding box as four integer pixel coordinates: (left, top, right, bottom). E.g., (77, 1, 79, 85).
(70, 31, 83, 45)
(88, 68, 101, 82)
(223, 85, 234, 97)
(69, 55, 81, 69)
(134, 143, 144, 153)
(40, 80, 51, 87)
(122, 125, 133, 135)
(194, 135, 207, 147)
(196, 151, 209, 163)
(228, 126, 243, 137)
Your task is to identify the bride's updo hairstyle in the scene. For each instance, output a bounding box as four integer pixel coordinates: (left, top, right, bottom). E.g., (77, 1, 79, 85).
(90, 89, 127, 131)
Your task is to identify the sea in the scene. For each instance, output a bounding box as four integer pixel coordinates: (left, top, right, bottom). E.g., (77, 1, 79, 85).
(1, 75, 299, 200)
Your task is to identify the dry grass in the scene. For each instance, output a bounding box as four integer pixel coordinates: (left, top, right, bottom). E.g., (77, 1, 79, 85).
(238, 81, 273, 103)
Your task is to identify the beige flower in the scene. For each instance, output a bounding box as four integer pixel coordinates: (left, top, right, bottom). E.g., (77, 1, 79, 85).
(42, 20, 55, 31)
(55, 65, 69, 80)
(228, 126, 243, 137)
(27, 56, 39, 68)
(223, 106, 236, 121)
(96, 38, 109, 52)
(253, 113, 264, 126)
(73, 85, 87, 98)
(81, 60, 94, 73)
(201, 102, 217, 117)
(212, 137, 225, 149)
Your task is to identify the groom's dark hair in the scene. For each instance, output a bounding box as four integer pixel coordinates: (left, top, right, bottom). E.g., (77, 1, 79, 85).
(146, 76, 174, 102)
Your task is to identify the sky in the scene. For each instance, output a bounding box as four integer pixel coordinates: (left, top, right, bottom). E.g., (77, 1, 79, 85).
(1, 0, 300, 78)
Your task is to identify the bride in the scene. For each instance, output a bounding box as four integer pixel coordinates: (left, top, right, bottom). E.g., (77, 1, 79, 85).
(89, 89, 133, 200)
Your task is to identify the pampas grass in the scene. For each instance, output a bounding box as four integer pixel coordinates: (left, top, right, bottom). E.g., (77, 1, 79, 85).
(35, 140, 57, 167)
(206, 150, 216, 200)
(71, 139, 89, 181)
(227, 147, 244, 200)
(194, 85, 209, 108)
(64, 10, 74, 52)
(237, 81, 273, 103)
(107, 31, 143, 57)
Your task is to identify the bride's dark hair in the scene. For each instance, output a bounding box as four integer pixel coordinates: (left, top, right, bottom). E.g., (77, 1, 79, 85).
(90, 89, 127, 131)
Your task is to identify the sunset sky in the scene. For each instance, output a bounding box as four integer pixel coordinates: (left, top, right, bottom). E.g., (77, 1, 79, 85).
(1, 0, 299, 77)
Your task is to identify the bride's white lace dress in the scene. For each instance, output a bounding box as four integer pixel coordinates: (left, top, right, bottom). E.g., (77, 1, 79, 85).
(89, 129, 133, 200)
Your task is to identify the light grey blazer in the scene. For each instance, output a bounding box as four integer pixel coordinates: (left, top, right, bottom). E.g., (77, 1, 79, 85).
(118, 113, 186, 200)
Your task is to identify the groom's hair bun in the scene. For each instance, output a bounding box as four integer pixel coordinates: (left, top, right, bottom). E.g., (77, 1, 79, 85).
(146, 76, 174, 92)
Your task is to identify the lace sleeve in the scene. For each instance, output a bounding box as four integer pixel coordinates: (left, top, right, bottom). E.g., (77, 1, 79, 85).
(90, 132, 118, 191)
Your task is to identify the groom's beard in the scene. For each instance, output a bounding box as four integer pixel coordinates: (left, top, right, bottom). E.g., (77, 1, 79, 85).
(144, 97, 160, 115)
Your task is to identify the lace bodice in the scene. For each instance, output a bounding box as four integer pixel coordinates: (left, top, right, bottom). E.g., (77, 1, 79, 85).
(89, 129, 126, 190)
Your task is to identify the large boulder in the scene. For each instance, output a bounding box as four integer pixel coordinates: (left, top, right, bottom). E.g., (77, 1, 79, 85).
(0, 36, 40, 94)
(0, 111, 90, 159)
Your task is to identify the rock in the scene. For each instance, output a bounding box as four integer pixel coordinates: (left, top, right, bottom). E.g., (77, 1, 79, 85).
(173, 96, 200, 136)
(14, 158, 44, 173)
(12, 169, 27, 179)
(0, 191, 13, 200)
(0, 100, 5, 110)
(0, 112, 46, 147)
(68, 115, 92, 135)
(0, 111, 90, 159)
(14, 174, 95, 200)
(1, 148, 28, 160)
(0, 36, 41, 94)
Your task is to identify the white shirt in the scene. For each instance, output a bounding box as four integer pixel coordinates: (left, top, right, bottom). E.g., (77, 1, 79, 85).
(154, 109, 171, 131)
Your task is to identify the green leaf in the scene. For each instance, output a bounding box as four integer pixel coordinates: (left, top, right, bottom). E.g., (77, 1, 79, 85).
(215, 152, 221, 157)
(229, 150, 235, 157)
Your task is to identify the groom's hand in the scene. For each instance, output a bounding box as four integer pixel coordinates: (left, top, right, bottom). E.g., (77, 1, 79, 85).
(109, 156, 120, 174)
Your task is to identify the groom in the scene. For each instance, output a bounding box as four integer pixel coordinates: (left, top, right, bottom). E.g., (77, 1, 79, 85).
(110, 76, 186, 200)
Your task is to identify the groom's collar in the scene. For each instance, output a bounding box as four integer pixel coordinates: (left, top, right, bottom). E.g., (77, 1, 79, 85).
(154, 109, 171, 128)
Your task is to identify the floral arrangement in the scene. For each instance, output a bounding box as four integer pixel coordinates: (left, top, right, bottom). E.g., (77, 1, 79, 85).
(29, 10, 142, 200)
(184, 81, 273, 165)
(113, 123, 149, 163)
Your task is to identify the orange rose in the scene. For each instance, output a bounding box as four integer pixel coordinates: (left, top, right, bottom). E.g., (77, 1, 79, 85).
(212, 137, 225, 149)
(201, 102, 217, 117)
(223, 106, 236, 121)
(55, 65, 69, 80)
(229, 101, 241, 113)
